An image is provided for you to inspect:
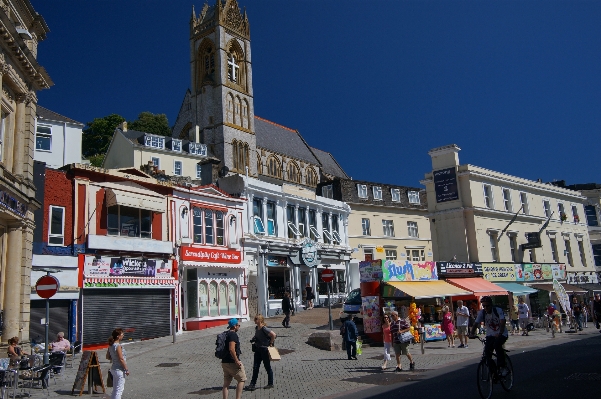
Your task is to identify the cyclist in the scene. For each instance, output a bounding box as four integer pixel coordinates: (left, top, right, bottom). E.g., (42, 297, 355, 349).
(469, 296, 509, 377)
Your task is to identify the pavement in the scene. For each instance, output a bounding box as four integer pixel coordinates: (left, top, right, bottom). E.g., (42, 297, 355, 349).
(15, 308, 601, 398)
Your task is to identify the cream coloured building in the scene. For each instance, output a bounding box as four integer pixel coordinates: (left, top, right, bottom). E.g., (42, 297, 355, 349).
(422, 145, 595, 283)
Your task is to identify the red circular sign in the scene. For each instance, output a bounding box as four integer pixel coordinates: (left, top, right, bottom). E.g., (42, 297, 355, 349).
(321, 269, 335, 283)
(36, 275, 60, 299)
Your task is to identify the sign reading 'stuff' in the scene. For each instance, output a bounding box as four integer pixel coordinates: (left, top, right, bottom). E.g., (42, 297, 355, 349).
(382, 261, 438, 282)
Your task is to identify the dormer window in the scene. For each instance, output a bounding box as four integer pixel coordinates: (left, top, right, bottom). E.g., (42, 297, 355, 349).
(408, 191, 420, 204)
(172, 139, 182, 152)
(322, 185, 333, 199)
(144, 135, 164, 149)
(391, 189, 400, 202)
(189, 143, 207, 156)
(373, 186, 382, 200)
(357, 184, 368, 199)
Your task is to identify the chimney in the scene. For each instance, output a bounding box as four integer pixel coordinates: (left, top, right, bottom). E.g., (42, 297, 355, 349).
(119, 121, 128, 132)
(198, 159, 221, 185)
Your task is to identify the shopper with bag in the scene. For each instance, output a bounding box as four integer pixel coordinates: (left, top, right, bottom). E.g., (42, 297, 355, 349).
(246, 315, 277, 391)
(107, 329, 129, 399)
(342, 315, 359, 360)
(390, 311, 415, 372)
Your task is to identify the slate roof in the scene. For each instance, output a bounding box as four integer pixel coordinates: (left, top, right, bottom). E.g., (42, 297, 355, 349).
(310, 147, 349, 179)
(120, 129, 215, 157)
(255, 116, 319, 164)
(36, 106, 84, 126)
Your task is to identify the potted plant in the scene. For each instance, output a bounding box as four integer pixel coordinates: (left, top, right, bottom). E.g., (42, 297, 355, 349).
(560, 212, 567, 222)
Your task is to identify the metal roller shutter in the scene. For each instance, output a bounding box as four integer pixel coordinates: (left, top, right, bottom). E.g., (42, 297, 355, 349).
(82, 288, 171, 345)
(30, 299, 71, 342)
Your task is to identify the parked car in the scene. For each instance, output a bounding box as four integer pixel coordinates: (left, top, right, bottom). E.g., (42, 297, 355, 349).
(339, 288, 362, 323)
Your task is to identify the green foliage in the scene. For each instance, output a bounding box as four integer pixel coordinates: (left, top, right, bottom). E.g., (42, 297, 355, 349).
(87, 153, 105, 167)
(128, 112, 171, 137)
(82, 114, 125, 158)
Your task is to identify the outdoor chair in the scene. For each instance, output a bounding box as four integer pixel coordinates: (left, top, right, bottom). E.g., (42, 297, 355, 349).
(65, 341, 82, 368)
(48, 352, 66, 384)
(21, 364, 51, 398)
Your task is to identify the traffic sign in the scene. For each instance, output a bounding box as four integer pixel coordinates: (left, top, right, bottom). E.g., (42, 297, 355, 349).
(36, 275, 60, 299)
(321, 269, 335, 283)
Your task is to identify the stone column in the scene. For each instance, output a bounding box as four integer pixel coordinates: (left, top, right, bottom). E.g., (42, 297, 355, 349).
(0, 54, 12, 169)
(19, 221, 34, 341)
(3, 224, 23, 341)
(12, 94, 27, 177)
(22, 96, 36, 181)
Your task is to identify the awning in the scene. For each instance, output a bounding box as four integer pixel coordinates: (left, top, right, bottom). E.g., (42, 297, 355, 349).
(527, 283, 587, 294)
(575, 283, 601, 293)
(495, 283, 538, 296)
(447, 278, 508, 296)
(384, 280, 471, 299)
(106, 188, 165, 213)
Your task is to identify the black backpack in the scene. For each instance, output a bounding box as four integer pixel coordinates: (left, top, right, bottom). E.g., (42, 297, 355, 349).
(215, 330, 229, 359)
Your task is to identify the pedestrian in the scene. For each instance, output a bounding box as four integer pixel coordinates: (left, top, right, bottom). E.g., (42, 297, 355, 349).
(572, 302, 583, 331)
(442, 305, 455, 348)
(305, 283, 314, 310)
(107, 329, 129, 399)
(221, 318, 246, 399)
(455, 300, 469, 348)
(381, 314, 393, 369)
(580, 301, 588, 328)
(510, 302, 519, 335)
(246, 315, 276, 391)
(341, 315, 359, 360)
(593, 293, 601, 332)
(390, 311, 415, 372)
(517, 297, 530, 336)
(281, 291, 292, 328)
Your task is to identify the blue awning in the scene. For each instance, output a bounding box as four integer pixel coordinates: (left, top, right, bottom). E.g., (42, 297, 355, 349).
(495, 283, 538, 296)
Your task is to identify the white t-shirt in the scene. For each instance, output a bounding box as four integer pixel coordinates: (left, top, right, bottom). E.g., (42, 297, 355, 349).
(517, 303, 530, 319)
(475, 307, 508, 338)
(456, 305, 469, 327)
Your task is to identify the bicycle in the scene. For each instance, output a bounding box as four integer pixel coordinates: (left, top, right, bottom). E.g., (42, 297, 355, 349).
(473, 335, 514, 399)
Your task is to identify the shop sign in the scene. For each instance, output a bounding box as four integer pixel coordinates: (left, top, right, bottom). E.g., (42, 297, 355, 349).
(362, 296, 381, 334)
(482, 263, 566, 282)
(0, 190, 28, 217)
(566, 272, 599, 285)
(84, 255, 172, 277)
(437, 262, 483, 276)
(300, 239, 319, 267)
(376, 246, 384, 253)
(482, 263, 516, 281)
(359, 260, 383, 283)
(433, 167, 459, 203)
(181, 246, 241, 264)
(266, 256, 287, 267)
(382, 260, 438, 282)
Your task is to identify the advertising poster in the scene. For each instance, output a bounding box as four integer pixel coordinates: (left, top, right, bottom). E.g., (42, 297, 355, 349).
(424, 323, 446, 341)
(382, 261, 438, 282)
(433, 167, 459, 203)
(359, 260, 383, 283)
(361, 296, 381, 334)
(84, 256, 172, 278)
(513, 263, 565, 282)
(482, 263, 516, 281)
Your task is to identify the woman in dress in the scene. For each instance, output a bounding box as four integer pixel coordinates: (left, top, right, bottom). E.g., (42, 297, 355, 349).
(246, 314, 277, 391)
(381, 314, 392, 369)
(442, 306, 455, 348)
(107, 329, 129, 399)
(305, 283, 314, 310)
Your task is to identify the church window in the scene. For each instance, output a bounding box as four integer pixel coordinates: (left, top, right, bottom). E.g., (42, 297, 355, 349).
(257, 152, 263, 175)
(242, 100, 249, 129)
(227, 53, 239, 83)
(226, 94, 234, 124)
(267, 156, 282, 179)
(232, 139, 249, 173)
(287, 162, 301, 184)
(306, 167, 318, 186)
(234, 97, 242, 126)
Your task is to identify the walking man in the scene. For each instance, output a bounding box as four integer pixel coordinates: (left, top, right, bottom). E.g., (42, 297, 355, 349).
(222, 318, 246, 399)
(342, 315, 359, 360)
(281, 292, 292, 328)
(455, 300, 469, 348)
(390, 311, 415, 371)
(517, 297, 530, 336)
(593, 293, 601, 332)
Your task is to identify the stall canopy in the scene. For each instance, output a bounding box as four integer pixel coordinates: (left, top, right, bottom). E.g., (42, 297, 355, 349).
(495, 283, 537, 296)
(447, 278, 507, 296)
(527, 283, 587, 294)
(575, 283, 601, 294)
(384, 281, 471, 299)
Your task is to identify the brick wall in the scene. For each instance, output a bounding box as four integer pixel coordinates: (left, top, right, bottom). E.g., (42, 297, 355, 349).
(43, 169, 74, 245)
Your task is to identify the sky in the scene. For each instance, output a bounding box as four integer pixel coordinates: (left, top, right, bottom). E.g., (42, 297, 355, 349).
(33, 1, 601, 187)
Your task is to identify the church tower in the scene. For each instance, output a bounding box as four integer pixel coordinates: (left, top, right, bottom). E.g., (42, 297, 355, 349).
(186, 0, 257, 176)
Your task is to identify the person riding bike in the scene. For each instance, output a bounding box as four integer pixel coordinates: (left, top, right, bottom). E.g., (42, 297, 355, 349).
(469, 296, 509, 377)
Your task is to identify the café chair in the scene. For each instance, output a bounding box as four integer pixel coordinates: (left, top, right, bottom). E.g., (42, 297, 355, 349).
(21, 364, 51, 397)
(48, 352, 66, 384)
(66, 341, 82, 368)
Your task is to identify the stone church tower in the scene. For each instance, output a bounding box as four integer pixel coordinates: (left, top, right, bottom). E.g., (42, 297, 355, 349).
(174, 0, 257, 176)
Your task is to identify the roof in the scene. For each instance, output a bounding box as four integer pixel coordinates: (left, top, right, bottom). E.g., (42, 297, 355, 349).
(310, 147, 349, 179)
(36, 105, 84, 127)
(255, 116, 319, 164)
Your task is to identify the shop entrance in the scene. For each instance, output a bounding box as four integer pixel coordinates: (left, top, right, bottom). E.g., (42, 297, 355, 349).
(267, 268, 292, 300)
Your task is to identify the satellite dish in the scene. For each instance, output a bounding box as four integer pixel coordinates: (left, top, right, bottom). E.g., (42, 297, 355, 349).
(218, 166, 229, 177)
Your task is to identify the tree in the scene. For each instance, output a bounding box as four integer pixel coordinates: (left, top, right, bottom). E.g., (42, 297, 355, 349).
(128, 112, 171, 137)
(82, 114, 125, 167)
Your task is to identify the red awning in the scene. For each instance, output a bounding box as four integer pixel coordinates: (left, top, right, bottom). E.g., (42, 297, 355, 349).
(447, 278, 508, 296)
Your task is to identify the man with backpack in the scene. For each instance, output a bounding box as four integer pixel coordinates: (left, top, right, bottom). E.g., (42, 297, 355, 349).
(217, 318, 246, 399)
(469, 296, 509, 378)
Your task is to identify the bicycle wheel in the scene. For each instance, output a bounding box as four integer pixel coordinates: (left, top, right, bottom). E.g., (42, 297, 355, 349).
(477, 361, 493, 399)
(500, 355, 514, 392)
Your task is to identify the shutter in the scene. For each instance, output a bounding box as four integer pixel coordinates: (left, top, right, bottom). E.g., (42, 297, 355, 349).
(83, 288, 171, 345)
(30, 299, 71, 342)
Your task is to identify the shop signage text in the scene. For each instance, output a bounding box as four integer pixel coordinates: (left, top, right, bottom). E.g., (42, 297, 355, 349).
(181, 247, 241, 264)
(84, 255, 172, 277)
(359, 260, 383, 283)
(482, 263, 566, 282)
(382, 261, 438, 282)
(567, 272, 599, 285)
(437, 262, 483, 276)
(433, 167, 459, 203)
(266, 256, 287, 267)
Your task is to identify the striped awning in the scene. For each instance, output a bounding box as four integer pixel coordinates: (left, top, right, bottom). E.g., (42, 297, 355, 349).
(84, 277, 176, 287)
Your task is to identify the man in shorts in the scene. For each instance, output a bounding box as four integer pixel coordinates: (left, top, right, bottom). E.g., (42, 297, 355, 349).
(390, 311, 415, 372)
(222, 318, 246, 399)
(517, 296, 530, 336)
(455, 300, 469, 348)
(470, 296, 509, 377)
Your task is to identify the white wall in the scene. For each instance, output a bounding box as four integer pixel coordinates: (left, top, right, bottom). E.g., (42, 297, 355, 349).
(34, 119, 83, 168)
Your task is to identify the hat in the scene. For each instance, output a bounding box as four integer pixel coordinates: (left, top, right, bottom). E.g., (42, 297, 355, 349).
(228, 318, 239, 329)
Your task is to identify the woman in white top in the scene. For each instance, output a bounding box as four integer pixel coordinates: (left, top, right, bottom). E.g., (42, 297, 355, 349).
(107, 328, 129, 399)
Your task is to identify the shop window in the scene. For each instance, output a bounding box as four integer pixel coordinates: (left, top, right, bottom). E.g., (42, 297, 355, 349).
(228, 282, 238, 315)
(266, 201, 276, 236)
(216, 211, 224, 245)
(219, 282, 228, 315)
(336, 270, 346, 293)
(186, 269, 198, 318)
(209, 281, 218, 316)
(48, 206, 65, 245)
(268, 269, 291, 300)
(36, 125, 52, 151)
(107, 205, 152, 238)
(193, 207, 203, 243)
(362, 218, 371, 236)
(199, 281, 208, 317)
(205, 210, 214, 244)
(385, 249, 397, 260)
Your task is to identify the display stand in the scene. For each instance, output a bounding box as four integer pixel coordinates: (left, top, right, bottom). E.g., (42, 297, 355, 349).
(71, 351, 105, 396)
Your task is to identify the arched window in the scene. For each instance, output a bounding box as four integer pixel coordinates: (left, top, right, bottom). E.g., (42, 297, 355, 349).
(306, 167, 318, 186)
(257, 152, 263, 175)
(234, 96, 242, 126)
(196, 39, 215, 91)
(226, 93, 234, 124)
(287, 161, 301, 184)
(193, 207, 203, 243)
(232, 140, 249, 173)
(242, 100, 249, 129)
(209, 281, 218, 316)
(199, 281, 209, 317)
(226, 39, 246, 90)
(227, 52, 239, 83)
(219, 282, 228, 315)
(228, 282, 238, 315)
(267, 156, 282, 179)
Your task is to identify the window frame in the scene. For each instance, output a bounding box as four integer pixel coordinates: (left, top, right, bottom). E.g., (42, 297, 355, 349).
(489, 233, 499, 262)
(543, 199, 551, 218)
(550, 237, 558, 263)
(266, 201, 277, 236)
(578, 240, 587, 267)
(174, 160, 183, 176)
(408, 191, 420, 204)
(196, 163, 202, 179)
(502, 188, 512, 212)
(407, 221, 418, 238)
(483, 184, 494, 209)
(322, 185, 333, 199)
(171, 139, 182, 152)
(571, 205, 580, 223)
(0, 112, 4, 162)
(151, 157, 160, 168)
(382, 220, 395, 237)
(107, 205, 152, 239)
(391, 188, 400, 202)
(509, 235, 518, 262)
(48, 205, 65, 246)
(144, 135, 165, 149)
(385, 249, 397, 260)
(361, 218, 371, 236)
(565, 239, 574, 266)
(519, 192, 529, 215)
(189, 143, 208, 156)
(372, 186, 383, 200)
(35, 124, 52, 152)
(585, 205, 599, 226)
(357, 184, 368, 199)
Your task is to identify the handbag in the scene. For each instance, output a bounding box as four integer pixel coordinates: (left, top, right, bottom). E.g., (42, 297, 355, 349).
(267, 346, 280, 361)
(107, 370, 113, 388)
(398, 331, 413, 344)
(251, 343, 257, 352)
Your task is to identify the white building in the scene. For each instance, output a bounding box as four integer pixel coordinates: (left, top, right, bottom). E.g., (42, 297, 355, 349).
(34, 106, 85, 168)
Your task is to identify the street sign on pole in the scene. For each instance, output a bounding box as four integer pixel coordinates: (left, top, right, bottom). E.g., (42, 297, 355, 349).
(36, 275, 60, 299)
(321, 269, 335, 283)
(322, 268, 335, 330)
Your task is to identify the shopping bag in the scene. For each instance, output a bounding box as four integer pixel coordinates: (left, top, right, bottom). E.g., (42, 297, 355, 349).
(107, 370, 113, 388)
(356, 340, 362, 356)
(267, 346, 281, 361)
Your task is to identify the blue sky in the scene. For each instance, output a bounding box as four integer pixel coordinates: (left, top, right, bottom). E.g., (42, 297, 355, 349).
(34, 1, 601, 187)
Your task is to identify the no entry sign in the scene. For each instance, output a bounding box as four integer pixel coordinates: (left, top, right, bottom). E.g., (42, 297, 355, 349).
(321, 269, 335, 283)
(36, 275, 60, 299)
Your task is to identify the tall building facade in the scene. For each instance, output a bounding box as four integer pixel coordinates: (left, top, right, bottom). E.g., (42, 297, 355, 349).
(0, 1, 52, 341)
